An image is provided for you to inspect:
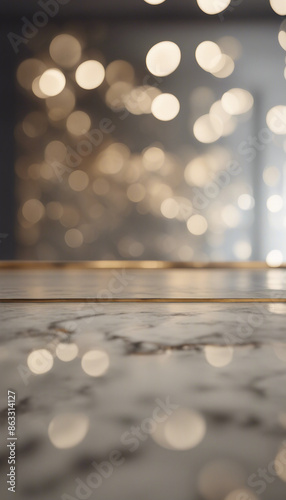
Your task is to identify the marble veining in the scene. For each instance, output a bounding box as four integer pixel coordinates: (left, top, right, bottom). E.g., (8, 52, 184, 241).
(0, 299, 286, 500)
(1, 268, 286, 499)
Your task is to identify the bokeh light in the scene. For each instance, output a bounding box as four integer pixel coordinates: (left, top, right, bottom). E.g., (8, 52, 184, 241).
(22, 199, 45, 224)
(66, 111, 91, 135)
(48, 413, 89, 449)
(184, 156, 210, 186)
(32, 76, 48, 99)
(233, 241, 252, 259)
(198, 460, 246, 500)
(143, 146, 165, 171)
(266, 105, 286, 134)
(195, 41, 222, 72)
(153, 409, 206, 450)
(221, 88, 254, 115)
(266, 249, 284, 267)
(144, 0, 166, 4)
(27, 349, 53, 374)
(187, 214, 208, 235)
(193, 114, 223, 143)
(11, 19, 286, 263)
(211, 54, 235, 78)
(164, 409, 206, 450)
(267, 194, 283, 212)
(68, 170, 89, 191)
(161, 198, 180, 219)
(278, 20, 286, 50)
(221, 205, 241, 228)
(45, 140, 67, 163)
(39, 69, 66, 97)
(46, 88, 76, 121)
(127, 183, 146, 202)
(146, 41, 181, 77)
(75, 60, 105, 90)
(270, 0, 286, 15)
(263, 165, 280, 186)
(204, 345, 234, 367)
(46, 202, 63, 220)
(105, 81, 132, 110)
(65, 229, 84, 248)
(81, 350, 110, 377)
(274, 445, 286, 481)
(217, 36, 242, 60)
(238, 194, 255, 210)
(96, 143, 129, 174)
(105, 60, 135, 85)
(49, 34, 82, 68)
(196, 0, 231, 15)
(151, 93, 180, 121)
(225, 489, 258, 500)
(210, 100, 236, 136)
(17, 58, 46, 90)
(56, 343, 79, 362)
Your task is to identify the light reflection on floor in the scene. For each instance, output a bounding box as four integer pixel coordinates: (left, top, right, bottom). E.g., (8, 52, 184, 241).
(0, 302, 286, 499)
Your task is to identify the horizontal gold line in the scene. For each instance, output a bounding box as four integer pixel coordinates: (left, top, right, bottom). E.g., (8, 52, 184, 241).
(1, 298, 286, 304)
(0, 261, 285, 270)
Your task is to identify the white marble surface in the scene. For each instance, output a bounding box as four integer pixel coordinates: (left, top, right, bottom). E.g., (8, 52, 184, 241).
(0, 299, 286, 500)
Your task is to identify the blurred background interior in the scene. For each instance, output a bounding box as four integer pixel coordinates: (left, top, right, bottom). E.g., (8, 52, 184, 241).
(1, 0, 286, 262)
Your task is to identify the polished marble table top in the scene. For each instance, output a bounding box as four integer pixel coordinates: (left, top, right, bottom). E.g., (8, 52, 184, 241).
(0, 264, 286, 500)
(0, 263, 286, 299)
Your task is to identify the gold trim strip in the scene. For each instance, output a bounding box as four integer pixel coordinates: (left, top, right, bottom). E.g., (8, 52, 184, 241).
(0, 261, 285, 270)
(1, 298, 286, 304)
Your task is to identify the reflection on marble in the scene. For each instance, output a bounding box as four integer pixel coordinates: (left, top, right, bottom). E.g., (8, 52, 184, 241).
(0, 302, 286, 499)
(1, 268, 286, 299)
